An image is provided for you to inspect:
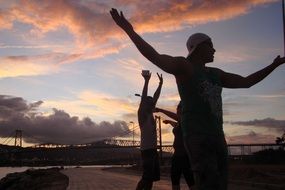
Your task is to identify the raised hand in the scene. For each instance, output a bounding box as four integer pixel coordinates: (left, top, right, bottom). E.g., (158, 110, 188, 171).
(273, 55, 285, 66)
(142, 71, 151, 81)
(110, 8, 133, 32)
(157, 73, 163, 84)
(163, 120, 172, 124)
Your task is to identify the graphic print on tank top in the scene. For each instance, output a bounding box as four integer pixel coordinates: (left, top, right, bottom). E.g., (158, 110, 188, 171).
(198, 80, 222, 122)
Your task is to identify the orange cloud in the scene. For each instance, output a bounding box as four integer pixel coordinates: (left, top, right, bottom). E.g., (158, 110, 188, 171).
(3, 0, 119, 48)
(0, 43, 126, 78)
(43, 90, 139, 122)
(79, 90, 137, 117)
(2, 0, 277, 47)
(0, 12, 13, 30)
(0, 0, 277, 77)
(0, 54, 61, 78)
(126, 0, 277, 33)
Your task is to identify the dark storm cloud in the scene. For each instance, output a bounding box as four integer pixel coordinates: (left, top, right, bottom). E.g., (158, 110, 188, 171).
(0, 95, 43, 119)
(0, 95, 130, 145)
(231, 118, 285, 132)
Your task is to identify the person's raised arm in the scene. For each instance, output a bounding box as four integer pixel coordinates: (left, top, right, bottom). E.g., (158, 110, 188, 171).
(110, 8, 187, 75)
(154, 107, 178, 121)
(141, 72, 151, 98)
(163, 120, 177, 128)
(153, 73, 163, 105)
(221, 55, 285, 88)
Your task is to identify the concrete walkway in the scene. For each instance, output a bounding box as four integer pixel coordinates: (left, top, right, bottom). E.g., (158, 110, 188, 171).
(62, 167, 261, 190)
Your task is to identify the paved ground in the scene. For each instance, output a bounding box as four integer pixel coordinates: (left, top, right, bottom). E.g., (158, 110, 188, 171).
(62, 167, 262, 190)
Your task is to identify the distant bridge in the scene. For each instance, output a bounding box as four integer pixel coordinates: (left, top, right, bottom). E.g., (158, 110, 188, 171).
(0, 125, 283, 159)
(0, 139, 283, 167)
(31, 139, 142, 148)
(0, 139, 282, 156)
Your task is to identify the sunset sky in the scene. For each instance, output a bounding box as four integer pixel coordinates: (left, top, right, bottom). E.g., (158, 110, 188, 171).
(0, 0, 284, 146)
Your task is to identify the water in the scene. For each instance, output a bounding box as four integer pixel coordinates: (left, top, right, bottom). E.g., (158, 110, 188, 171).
(0, 167, 30, 180)
(0, 165, 131, 180)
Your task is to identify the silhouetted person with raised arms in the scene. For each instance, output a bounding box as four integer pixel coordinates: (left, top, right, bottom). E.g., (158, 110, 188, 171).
(136, 70, 163, 190)
(110, 8, 285, 190)
(155, 102, 194, 190)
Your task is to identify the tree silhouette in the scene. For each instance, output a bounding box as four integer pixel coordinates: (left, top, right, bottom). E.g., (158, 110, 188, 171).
(275, 132, 285, 150)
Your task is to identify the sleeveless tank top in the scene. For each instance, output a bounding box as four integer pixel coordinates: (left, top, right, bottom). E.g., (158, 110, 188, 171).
(177, 67, 224, 136)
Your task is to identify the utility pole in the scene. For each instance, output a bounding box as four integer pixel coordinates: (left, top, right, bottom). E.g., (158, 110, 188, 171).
(155, 116, 163, 164)
(130, 121, 135, 146)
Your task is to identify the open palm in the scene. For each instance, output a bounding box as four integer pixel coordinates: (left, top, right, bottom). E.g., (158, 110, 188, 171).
(110, 8, 133, 31)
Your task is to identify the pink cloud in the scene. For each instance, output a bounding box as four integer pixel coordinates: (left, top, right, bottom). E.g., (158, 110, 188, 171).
(2, 0, 277, 46)
(0, 11, 13, 30)
(116, 0, 277, 33)
(0, 0, 277, 77)
(3, 0, 119, 48)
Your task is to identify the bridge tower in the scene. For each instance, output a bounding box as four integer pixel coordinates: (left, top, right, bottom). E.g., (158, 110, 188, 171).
(14, 129, 22, 147)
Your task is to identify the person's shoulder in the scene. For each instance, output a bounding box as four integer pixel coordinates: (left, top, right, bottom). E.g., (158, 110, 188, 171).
(206, 67, 226, 83)
(207, 67, 224, 74)
(174, 57, 193, 81)
(173, 56, 188, 63)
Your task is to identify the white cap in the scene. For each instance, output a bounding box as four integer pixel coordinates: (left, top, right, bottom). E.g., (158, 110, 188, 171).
(186, 33, 211, 57)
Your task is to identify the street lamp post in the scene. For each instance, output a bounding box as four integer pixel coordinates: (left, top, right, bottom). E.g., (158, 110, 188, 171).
(130, 121, 135, 146)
